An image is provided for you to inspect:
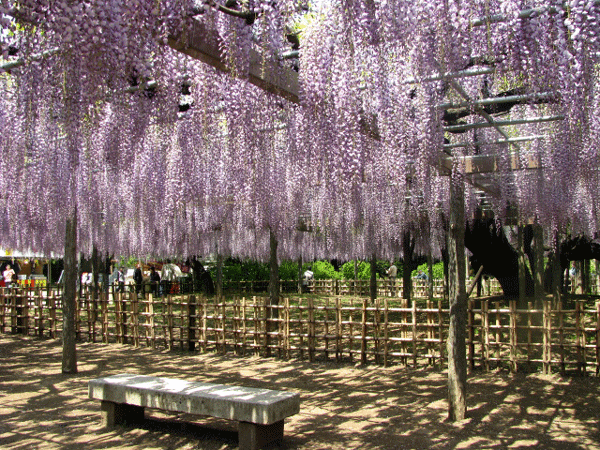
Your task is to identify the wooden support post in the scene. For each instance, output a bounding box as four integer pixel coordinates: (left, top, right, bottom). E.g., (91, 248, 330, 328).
(447, 173, 467, 421)
(188, 295, 196, 351)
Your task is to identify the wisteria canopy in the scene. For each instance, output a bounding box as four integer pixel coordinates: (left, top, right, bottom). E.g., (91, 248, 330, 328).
(0, 0, 599, 262)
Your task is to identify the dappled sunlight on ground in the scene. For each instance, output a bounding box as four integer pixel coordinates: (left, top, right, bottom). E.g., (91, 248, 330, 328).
(1, 334, 599, 449)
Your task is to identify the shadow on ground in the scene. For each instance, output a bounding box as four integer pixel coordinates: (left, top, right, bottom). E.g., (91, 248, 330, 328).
(1, 335, 599, 449)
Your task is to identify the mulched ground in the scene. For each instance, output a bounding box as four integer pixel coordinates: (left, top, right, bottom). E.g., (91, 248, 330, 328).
(1, 334, 600, 449)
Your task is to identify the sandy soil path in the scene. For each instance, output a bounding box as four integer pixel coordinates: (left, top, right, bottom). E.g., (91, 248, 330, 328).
(1, 334, 599, 449)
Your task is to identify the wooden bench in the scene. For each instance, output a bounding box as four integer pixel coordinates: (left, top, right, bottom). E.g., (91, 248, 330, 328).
(88, 373, 300, 450)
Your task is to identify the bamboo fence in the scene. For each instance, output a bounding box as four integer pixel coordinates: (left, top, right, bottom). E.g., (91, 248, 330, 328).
(1, 285, 599, 375)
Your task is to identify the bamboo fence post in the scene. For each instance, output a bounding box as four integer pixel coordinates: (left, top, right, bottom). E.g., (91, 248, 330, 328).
(308, 297, 315, 362)
(167, 295, 174, 350)
(324, 297, 330, 359)
(285, 296, 290, 358)
(412, 300, 417, 367)
(400, 299, 407, 366)
(467, 299, 474, 370)
(100, 291, 108, 344)
(336, 297, 342, 362)
(202, 296, 208, 352)
(374, 298, 381, 364)
(49, 294, 57, 339)
(252, 296, 259, 355)
(543, 300, 550, 374)
(132, 290, 139, 348)
(527, 301, 533, 372)
(263, 296, 268, 356)
(222, 296, 227, 354)
(242, 297, 247, 356)
(596, 301, 600, 375)
(483, 300, 490, 371)
(35, 288, 43, 337)
(509, 300, 517, 374)
(360, 298, 367, 364)
(115, 292, 122, 344)
(558, 300, 565, 373)
(149, 294, 155, 348)
(438, 299, 444, 368)
(0, 289, 5, 334)
(188, 295, 196, 351)
(494, 301, 501, 366)
(383, 298, 389, 366)
(348, 298, 354, 362)
(576, 301, 585, 375)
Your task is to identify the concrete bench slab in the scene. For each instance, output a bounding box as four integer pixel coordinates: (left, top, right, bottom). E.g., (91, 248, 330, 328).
(88, 373, 300, 450)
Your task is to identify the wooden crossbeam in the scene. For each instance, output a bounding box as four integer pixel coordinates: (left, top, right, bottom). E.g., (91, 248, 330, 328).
(168, 19, 299, 104)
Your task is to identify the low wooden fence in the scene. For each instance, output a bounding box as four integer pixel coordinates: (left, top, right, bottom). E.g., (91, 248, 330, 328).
(1, 287, 598, 375)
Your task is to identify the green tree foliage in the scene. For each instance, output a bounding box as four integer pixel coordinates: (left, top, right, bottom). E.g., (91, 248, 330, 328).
(279, 260, 300, 279)
(312, 260, 341, 279)
(412, 261, 444, 279)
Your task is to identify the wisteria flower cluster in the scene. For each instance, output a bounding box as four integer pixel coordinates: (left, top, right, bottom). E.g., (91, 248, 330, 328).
(0, 0, 598, 262)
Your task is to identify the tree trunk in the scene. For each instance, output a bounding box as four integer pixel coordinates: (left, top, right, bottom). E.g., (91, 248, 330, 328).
(447, 175, 467, 421)
(369, 253, 377, 303)
(62, 212, 78, 374)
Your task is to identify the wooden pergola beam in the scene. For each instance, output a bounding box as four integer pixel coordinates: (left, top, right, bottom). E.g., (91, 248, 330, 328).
(168, 19, 299, 104)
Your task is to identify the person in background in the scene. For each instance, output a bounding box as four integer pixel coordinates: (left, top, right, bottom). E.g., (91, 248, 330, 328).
(386, 263, 397, 296)
(149, 266, 161, 296)
(133, 262, 143, 297)
(302, 267, 314, 293)
(3, 264, 15, 288)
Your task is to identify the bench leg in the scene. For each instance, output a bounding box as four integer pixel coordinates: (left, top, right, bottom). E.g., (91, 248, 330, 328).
(100, 401, 145, 427)
(238, 420, 284, 450)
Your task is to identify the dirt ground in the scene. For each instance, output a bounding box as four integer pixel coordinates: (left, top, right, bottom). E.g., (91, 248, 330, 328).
(1, 334, 600, 450)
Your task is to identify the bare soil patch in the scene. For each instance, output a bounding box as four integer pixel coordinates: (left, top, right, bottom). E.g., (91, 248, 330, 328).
(1, 334, 600, 449)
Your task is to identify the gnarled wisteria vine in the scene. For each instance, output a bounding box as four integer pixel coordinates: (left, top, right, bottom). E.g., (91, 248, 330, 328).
(0, 0, 599, 262)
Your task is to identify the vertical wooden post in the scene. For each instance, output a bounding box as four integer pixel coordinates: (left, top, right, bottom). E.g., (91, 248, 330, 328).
(361, 298, 367, 364)
(308, 297, 315, 362)
(509, 300, 517, 373)
(336, 297, 342, 362)
(447, 173, 467, 421)
(412, 300, 417, 367)
(596, 301, 600, 375)
(384, 298, 389, 367)
(543, 300, 550, 374)
(467, 299, 474, 371)
(188, 295, 196, 351)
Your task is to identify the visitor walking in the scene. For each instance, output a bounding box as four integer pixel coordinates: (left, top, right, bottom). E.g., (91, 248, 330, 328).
(133, 262, 143, 297)
(3, 264, 15, 288)
(386, 263, 397, 296)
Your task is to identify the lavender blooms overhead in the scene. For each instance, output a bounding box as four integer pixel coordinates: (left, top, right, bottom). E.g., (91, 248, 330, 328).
(0, 0, 599, 261)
